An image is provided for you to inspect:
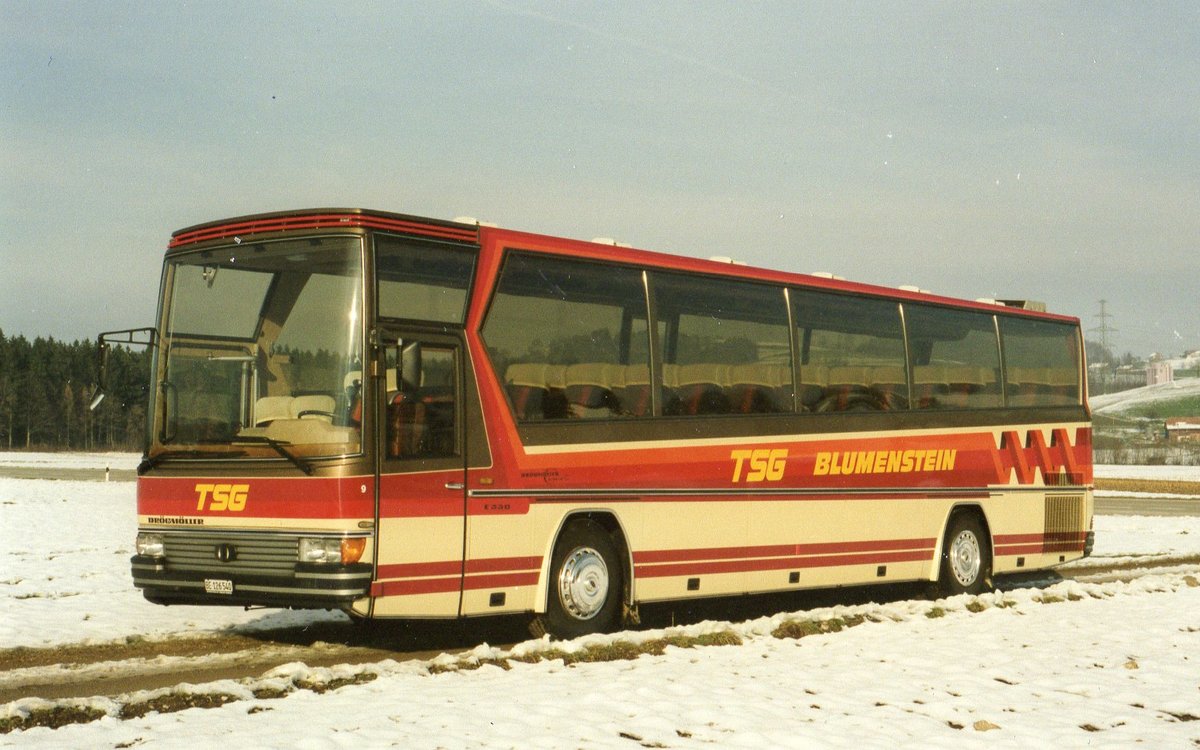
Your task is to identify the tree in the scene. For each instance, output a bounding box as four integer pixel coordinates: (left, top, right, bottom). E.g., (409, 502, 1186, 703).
(0, 330, 14, 449)
(1085, 339, 1115, 368)
(0, 334, 149, 451)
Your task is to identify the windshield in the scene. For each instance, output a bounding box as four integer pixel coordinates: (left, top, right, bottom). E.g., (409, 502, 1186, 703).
(150, 236, 364, 461)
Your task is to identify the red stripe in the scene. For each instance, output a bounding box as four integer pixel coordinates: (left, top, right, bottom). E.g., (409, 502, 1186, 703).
(465, 555, 542, 574)
(169, 213, 477, 248)
(377, 555, 541, 581)
(1042, 541, 1085, 553)
(633, 538, 935, 565)
(138, 476, 373, 520)
(380, 497, 465, 518)
(996, 542, 1085, 556)
(376, 560, 463, 580)
(464, 572, 540, 590)
(995, 532, 1087, 545)
(995, 543, 1048, 556)
(1044, 531, 1088, 543)
(533, 492, 987, 506)
(636, 549, 932, 579)
(371, 570, 542, 598)
(995, 531, 1087, 557)
(372, 577, 460, 597)
(994, 533, 1045, 545)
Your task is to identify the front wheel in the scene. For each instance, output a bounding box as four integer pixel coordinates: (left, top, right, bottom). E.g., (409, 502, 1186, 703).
(543, 519, 623, 639)
(938, 512, 992, 596)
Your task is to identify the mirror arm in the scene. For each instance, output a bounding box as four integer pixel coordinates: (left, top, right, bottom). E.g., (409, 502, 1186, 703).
(91, 327, 157, 411)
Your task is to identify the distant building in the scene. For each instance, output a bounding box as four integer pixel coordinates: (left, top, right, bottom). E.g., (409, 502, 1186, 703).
(1165, 417, 1200, 443)
(1146, 361, 1174, 386)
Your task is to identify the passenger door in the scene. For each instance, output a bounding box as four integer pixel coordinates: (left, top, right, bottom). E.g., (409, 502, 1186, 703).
(370, 333, 468, 617)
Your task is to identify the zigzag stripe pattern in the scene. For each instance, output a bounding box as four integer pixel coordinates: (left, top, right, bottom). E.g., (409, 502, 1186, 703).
(991, 428, 1083, 485)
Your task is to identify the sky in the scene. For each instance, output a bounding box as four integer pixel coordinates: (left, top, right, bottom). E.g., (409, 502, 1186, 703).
(1, 1, 1197, 358)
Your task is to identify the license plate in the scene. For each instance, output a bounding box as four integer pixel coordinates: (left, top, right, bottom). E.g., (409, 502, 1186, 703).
(204, 578, 234, 595)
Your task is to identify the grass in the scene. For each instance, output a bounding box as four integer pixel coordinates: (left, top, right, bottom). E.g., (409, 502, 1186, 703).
(1120, 395, 1200, 420)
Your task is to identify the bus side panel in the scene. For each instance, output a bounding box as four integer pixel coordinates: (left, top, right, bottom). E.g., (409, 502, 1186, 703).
(458, 493, 545, 616)
(988, 488, 1093, 574)
(474, 421, 1092, 610)
(369, 469, 465, 618)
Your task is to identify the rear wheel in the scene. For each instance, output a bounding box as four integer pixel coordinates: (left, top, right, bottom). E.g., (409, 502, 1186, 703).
(938, 512, 992, 596)
(544, 519, 623, 639)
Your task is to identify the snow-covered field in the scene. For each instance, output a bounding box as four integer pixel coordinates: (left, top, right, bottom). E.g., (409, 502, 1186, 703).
(1090, 376, 1200, 415)
(3, 453, 1200, 747)
(1094, 463, 1200, 483)
(0, 452, 141, 472)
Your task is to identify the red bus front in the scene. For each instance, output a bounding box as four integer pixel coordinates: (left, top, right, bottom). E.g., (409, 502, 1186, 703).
(130, 211, 480, 615)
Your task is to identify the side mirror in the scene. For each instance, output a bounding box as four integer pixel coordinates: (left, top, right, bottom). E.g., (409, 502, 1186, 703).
(91, 327, 156, 411)
(90, 340, 112, 409)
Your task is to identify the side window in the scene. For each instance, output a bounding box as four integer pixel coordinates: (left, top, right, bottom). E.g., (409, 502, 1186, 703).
(792, 290, 906, 412)
(385, 344, 458, 459)
(1000, 317, 1081, 406)
(376, 235, 476, 324)
(652, 273, 792, 416)
(482, 253, 649, 420)
(905, 305, 1002, 409)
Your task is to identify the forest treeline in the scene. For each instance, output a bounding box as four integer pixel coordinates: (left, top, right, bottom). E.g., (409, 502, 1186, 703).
(0, 329, 150, 451)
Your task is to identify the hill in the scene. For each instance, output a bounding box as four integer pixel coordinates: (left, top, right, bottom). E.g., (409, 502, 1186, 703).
(1090, 378, 1200, 465)
(1091, 377, 1200, 418)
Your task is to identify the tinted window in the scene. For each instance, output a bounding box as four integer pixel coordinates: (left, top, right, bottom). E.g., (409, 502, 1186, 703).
(905, 305, 1002, 409)
(1000, 317, 1081, 406)
(652, 273, 793, 415)
(792, 290, 906, 412)
(376, 235, 476, 324)
(482, 253, 649, 420)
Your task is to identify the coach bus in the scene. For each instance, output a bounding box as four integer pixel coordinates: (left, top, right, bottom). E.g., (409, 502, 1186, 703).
(104, 208, 1093, 638)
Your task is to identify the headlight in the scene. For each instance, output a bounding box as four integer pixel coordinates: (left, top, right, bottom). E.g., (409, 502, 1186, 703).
(299, 537, 366, 565)
(136, 533, 165, 557)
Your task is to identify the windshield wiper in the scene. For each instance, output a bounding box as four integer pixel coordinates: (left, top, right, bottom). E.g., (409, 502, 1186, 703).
(139, 449, 246, 474)
(232, 436, 315, 476)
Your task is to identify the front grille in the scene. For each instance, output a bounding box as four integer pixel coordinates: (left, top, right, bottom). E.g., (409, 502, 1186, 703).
(163, 531, 297, 575)
(1044, 494, 1087, 553)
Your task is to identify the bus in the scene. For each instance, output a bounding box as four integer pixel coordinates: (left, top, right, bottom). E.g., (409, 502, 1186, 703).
(105, 208, 1093, 639)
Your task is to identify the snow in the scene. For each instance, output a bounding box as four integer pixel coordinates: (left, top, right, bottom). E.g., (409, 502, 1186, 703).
(0, 451, 140, 471)
(1090, 376, 1200, 415)
(3, 453, 1200, 747)
(1094, 463, 1200, 483)
(0, 473, 346, 649)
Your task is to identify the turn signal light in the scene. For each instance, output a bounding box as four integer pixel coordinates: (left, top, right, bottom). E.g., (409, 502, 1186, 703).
(341, 536, 367, 565)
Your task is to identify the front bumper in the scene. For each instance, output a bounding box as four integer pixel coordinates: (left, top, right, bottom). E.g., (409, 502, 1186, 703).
(130, 529, 372, 608)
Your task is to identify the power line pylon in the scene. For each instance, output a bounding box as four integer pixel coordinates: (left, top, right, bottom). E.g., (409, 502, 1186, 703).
(1090, 299, 1117, 360)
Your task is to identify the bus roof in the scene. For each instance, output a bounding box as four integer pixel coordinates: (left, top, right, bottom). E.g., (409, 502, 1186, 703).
(168, 208, 1079, 324)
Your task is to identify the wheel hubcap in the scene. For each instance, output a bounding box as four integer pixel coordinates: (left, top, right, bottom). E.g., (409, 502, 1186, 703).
(558, 546, 609, 620)
(949, 530, 982, 587)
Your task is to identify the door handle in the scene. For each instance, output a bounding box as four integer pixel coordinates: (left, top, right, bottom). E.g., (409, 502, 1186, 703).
(445, 482, 465, 491)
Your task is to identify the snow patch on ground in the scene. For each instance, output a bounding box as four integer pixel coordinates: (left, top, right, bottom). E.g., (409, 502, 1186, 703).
(1091, 376, 1200, 415)
(2, 453, 1200, 747)
(5, 574, 1199, 748)
(0, 452, 140, 471)
(1094, 463, 1200, 483)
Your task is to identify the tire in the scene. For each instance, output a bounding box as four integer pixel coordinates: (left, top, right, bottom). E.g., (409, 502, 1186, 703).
(938, 512, 992, 596)
(543, 519, 623, 639)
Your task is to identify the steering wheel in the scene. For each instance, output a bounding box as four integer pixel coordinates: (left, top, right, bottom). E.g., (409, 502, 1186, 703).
(297, 409, 336, 420)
